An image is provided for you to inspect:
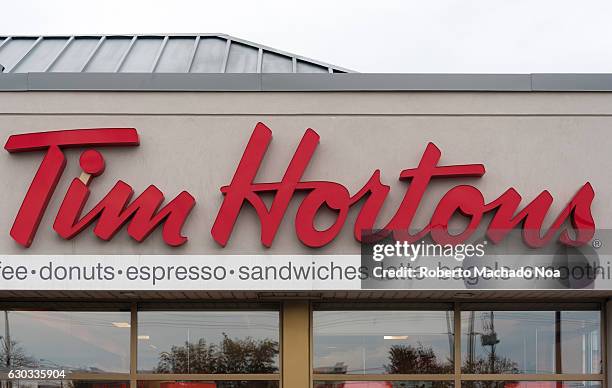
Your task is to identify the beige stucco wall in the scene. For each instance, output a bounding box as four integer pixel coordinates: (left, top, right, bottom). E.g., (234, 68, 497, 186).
(0, 91, 610, 255)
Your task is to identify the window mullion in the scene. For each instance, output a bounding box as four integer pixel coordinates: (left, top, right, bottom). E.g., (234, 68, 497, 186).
(455, 302, 462, 387)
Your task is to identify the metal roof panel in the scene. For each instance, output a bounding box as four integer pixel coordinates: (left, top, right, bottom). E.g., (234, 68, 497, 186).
(49, 37, 99, 72)
(226, 42, 258, 73)
(0, 37, 38, 72)
(84, 37, 132, 72)
(155, 37, 195, 73)
(190, 37, 228, 73)
(11, 37, 68, 73)
(0, 33, 352, 74)
(262, 51, 293, 73)
(120, 36, 164, 72)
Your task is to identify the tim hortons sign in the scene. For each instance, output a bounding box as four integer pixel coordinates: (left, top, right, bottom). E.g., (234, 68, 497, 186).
(4, 122, 595, 249)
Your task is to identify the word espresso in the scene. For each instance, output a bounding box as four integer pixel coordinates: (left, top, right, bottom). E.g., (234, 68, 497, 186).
(5, 123, 595, 249)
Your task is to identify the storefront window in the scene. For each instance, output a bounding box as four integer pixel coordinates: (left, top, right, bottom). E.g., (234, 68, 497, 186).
(461, 311, 555, 374)
(0, 381, 129, 388)
(314, 382, 453, 388)
(137, 311, 279, 374)
(0, 310, 130, 373)
(461, 382, 601, 388)
(313, 310, 454, 374)
(460, 311, 601, 374)
(0, 304, 602, 388)
(137, 381, 279, 388)
(561, 311, 601, 374)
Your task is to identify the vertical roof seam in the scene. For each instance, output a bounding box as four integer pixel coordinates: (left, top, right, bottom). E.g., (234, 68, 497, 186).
(43, 36, 75, 72)
(186, 36, 201, 73)
(114, 36, 137, 73)
(9, 36, 42, 73)
(221, 38, 231, 73)
(80, 36, 106, 72)
(150, 36, 169, 73)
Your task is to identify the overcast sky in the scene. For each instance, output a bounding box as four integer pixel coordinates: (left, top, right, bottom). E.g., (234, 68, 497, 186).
(1, 0, 611, 73)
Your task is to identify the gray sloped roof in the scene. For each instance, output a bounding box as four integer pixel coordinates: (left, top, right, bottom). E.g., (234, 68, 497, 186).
(0, 33, 353, 74)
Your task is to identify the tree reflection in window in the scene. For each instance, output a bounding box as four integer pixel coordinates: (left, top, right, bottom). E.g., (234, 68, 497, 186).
(0, 311, 35, 370)
(385, 343, 453, 374)
(1, 338, 35, 369)
(462, 356, 519, 374)
(155, 333, 279, 374)
(0, 310, 130, 373)
(313, 310, 454, 375)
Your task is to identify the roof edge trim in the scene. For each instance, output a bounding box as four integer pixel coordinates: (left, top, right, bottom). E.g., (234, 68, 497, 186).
(1, 73, 612, 91)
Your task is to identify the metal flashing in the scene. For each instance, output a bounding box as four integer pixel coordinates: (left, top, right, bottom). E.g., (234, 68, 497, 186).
(1, 73, 611, 91)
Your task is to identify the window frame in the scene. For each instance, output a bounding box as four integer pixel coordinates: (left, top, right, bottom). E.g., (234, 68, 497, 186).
(311, 302, 606, 388)
(0, 300, 605, 388)
(0, 302, 282, 388)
